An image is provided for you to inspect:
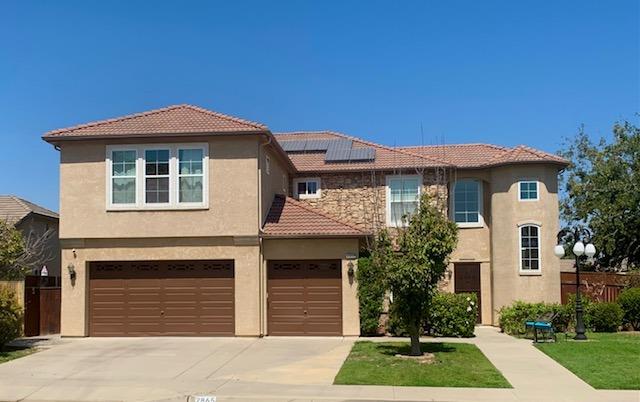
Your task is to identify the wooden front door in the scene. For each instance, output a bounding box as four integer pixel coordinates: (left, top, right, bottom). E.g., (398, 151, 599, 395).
(267, 260, 342, 336)
(454, 263, 482, 323)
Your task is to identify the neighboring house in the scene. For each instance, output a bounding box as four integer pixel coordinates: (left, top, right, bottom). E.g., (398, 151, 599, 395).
(42, 104, 567, 337)
(0, 195, 60, 277)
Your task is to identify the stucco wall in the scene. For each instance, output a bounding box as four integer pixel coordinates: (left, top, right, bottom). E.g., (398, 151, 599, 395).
(260, 146, 289, 224)
(59, 238, 261, 336)
(490, 165, 562, 323)
(58, 136, 261, 239)
(262, 238, 361, 336)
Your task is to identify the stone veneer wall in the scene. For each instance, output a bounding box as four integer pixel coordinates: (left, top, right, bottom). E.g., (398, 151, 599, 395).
(294, 169, 450, 235)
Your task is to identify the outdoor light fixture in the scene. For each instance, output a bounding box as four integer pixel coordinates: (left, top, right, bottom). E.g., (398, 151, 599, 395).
(555, 227, 596, 341)
(347, 261, 355, 278)
(67, 263, 76, 280)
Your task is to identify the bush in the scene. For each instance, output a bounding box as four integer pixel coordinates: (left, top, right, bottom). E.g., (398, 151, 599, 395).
(617, 287, 640, 330)
(356, 256, 386, 335)
(498, 301, 569, 336)
(565, 293, 594, 331)
(0, 288, 23, 348)
(589, 302, 623, 332)
(425, 292, 477, 337)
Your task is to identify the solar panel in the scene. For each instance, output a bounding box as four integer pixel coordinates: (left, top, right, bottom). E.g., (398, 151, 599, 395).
(305, 139, 331, 151)
(280, 140, 307, 152)
(327, 139, 353, 150)
(349, 147, 376, 161)
(325, 148, 352, 161)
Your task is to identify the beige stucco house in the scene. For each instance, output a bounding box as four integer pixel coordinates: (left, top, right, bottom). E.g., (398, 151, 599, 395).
(43, 104, 567, 336)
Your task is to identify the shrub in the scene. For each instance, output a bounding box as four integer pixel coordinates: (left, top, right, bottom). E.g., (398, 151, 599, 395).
(356, 256, 386, 335)
(0, 288, 23, 348)
(498, 301, 569, 336)
(617, 287, 640, 330)
(565, 293, 594, 331)
(425, 292, 477, 337)
(589, 302, 623, 332)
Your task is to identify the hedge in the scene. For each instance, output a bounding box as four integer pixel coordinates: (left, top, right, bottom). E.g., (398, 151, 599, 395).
(425, 292, 478, 337)
(590, 302, 623, 332)
(0, 288, 23, 348)
(356, 256, 386, 335)
(617, 287, 640, 330)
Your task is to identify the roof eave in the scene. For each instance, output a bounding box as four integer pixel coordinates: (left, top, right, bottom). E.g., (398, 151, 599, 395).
(42, 129, 269, 144)
(261, 232, 370, 239)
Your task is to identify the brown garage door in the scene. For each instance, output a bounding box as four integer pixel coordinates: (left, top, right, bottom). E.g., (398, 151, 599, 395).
(267, 260, 342, 336)
(89, 260, 234, 336)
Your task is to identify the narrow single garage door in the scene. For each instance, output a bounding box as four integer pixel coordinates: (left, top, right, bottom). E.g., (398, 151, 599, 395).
(89, 260, 234, 336)
(267, 260, 342, 336)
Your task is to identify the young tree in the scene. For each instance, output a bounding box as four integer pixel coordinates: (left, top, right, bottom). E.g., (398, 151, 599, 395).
(559, 121, 640, 270)
(388, 192, 458, 355)
(0, 220, 55, 279)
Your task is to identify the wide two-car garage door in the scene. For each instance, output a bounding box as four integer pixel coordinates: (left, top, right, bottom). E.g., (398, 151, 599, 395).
(267, 260, 342, 336)
(89, 260, 234, 336)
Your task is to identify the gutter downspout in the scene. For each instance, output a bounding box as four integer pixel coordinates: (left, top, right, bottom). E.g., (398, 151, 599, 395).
(257, 133, 273, 337)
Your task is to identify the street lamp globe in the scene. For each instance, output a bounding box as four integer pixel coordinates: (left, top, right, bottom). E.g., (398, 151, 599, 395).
(573, 241, 585, 256)
(554, 244, 565, 258)
(585, 243, 596, 258)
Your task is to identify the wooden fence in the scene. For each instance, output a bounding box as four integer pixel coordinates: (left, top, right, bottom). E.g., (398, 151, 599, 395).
(560, 271, 629, 304)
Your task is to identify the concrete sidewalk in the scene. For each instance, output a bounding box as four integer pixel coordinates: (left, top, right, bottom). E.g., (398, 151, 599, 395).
(0, 328, 637, 402)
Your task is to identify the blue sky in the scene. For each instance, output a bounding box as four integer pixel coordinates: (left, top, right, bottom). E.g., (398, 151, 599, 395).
(1, 1, 638, 211)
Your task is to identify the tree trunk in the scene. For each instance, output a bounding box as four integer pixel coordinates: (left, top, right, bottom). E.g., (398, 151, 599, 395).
(408, 322, 422, 356)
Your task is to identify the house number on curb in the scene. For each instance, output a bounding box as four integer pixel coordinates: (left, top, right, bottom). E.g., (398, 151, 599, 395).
(189, 395, 216, 402)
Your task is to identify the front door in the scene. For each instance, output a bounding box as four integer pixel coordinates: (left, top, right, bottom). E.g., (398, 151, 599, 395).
(454, 262, 482, 323)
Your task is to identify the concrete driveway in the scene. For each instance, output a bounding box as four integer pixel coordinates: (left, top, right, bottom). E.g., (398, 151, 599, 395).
(0, 336, 354, 402)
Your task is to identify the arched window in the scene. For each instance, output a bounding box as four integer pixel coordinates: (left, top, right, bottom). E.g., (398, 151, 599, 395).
(520, 225, 541, 272)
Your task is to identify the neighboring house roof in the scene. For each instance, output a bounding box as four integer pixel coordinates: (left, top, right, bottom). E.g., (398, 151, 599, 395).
(275, 131, 568, 172)
(42, 104, 268, 141)
(0, 196, 58, 225)
(275, 131, 454, 172)
(262, 194, 369, 237)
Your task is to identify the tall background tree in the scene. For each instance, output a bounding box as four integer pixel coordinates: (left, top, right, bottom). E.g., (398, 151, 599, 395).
(0, 220, 54, 279)
(559, 121, 640, 270)
(387, 192, 458, 355)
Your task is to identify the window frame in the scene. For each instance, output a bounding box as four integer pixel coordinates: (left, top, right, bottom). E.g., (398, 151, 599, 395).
(385, 174, 422, 228)
(293, 177, 321, 199)
(518, 179, 539, 201)
(519, 223, 542, 275)
(265, 154, 271, 175)
(450, 179, 484, 228)
(105, 143, 209, 211)
(142, 147, 171, 206)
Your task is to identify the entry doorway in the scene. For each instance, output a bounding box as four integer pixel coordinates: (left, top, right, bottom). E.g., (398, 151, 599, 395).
(454, 263, 482, 323)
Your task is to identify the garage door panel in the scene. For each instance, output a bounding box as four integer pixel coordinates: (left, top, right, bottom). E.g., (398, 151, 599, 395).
(89, 260, 235, 336)
(268, 260, 342, 336)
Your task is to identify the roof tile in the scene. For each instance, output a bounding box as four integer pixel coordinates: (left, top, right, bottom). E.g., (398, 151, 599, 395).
(262, 194, 368, 237)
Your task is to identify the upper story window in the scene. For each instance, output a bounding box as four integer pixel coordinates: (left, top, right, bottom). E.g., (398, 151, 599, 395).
(386, 175, 421, 227)
(107, 143, 208, 210)
(520, 224, 541, 273)
(452, 179, 483, 227)
(111, 150, 137, 205)
(293, 177, 321, 199)
(265, 155, 271, 175)
(519, 180, 539, 201)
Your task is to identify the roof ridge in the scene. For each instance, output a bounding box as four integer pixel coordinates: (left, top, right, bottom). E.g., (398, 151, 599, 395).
(44, 104, 267, 136)
(400, 143, 509, 151)
(8, 195, 31, 214)
(279, 195, 367, 233)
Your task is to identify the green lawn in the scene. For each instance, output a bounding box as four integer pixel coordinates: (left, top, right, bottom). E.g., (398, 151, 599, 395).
(536, 332, 640, 390)
(334, 341, 511, 388)
(0, 347, 35, 364)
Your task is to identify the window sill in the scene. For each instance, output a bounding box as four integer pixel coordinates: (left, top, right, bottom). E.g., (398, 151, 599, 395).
(519, 271, 542, 276)
(107, 205, 209, 212)
(456, 223, 484, 229)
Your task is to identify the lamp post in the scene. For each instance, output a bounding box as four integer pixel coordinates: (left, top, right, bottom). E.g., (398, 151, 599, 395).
(554, 227, 596, 341)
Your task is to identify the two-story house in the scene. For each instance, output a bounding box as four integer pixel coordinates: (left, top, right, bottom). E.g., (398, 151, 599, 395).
(43, 104, 567, 337)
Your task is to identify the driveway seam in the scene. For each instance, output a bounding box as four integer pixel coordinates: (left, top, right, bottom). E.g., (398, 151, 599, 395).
(204, 339, 258, 379)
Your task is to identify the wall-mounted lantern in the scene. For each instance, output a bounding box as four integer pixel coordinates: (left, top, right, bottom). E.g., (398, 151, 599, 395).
(67, 263, 76, 280)
(347, 261, 355, 279)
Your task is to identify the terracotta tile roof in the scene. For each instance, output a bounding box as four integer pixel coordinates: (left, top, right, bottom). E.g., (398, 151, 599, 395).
(43, 104, 268, 140)
(262, 194, 369, 237)
(274, 131, 454, 172)
(0, 196, 58, 225)
(276, 132, 568, 171)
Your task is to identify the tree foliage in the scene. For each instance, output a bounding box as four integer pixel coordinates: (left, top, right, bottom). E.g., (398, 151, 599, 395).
(559, 121, 640, 270)
(387, 192, 458, 355)
(0, 220, 55, 279)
